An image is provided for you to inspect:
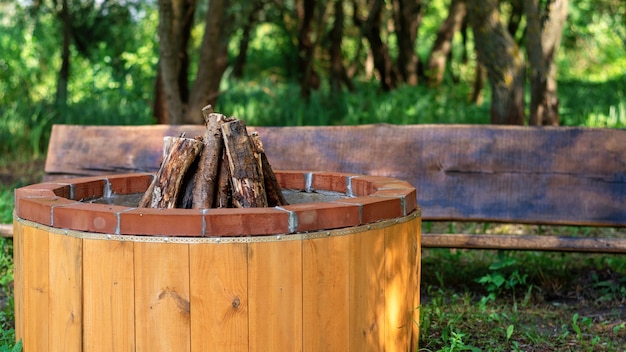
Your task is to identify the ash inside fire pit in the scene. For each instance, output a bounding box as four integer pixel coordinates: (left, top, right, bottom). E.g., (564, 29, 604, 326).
(88, 189, 347, 207)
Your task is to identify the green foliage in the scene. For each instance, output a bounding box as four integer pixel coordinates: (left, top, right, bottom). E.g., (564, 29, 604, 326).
(0, 186, 13, 225)
(0, 238, 18, 352)
(217, 78, 491, 126)
(476, 256, 529, 304)
(0, 330, 20, 352)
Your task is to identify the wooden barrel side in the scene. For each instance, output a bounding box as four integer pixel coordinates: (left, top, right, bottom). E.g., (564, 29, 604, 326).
(14, 213, 420, 352)
(83, 239, 135, 351)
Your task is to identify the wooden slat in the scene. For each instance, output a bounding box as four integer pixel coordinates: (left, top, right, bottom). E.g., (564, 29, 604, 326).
(18, 225, 49, 351)
(302, 235, 350, 351)
(83, 239, 135, 351)
(44, 124, 626, 227)
(422, 233, 626, 253)
(247, 240, 302, 351)
(384, 219, 414, 351)
(12, 220, 24, 347)
(48, 233, 82, 352)
(409, 219, 421, 349)
(349, 227, 385, 351)
(134, 242, 191, 352)
(189, 243, 248, 352)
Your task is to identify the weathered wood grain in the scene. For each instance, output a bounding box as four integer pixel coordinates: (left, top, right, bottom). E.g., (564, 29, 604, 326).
(222, 120, 268, 208)
(422, 233, 626, 252)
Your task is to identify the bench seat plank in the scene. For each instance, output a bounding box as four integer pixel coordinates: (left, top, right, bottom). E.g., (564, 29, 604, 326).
(45, 124, 626, 227)
(421, 233, 626, 253)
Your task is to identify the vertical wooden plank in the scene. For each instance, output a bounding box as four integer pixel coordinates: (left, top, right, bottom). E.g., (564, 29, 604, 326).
(349, 228, 385, 351)
(134, 242, 191, 352)
(83, 239, 135, 351)
(48, 233, 83, 352)
(12, 220, 24, 345)
(302, 235, 350, 351)
(248, 240, 302, 351)
(410, 218, 422, 350)
(19, 225, 49, 351)
(190, 243, 248, 352)
(384, 220, 413, 351)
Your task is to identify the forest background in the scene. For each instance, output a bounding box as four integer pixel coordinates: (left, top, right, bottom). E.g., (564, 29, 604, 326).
(1, 0, 626, 350)
(1, 0, 625, 149)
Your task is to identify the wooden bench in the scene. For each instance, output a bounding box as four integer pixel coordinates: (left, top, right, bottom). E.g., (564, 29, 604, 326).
(9, 123, 626, 252)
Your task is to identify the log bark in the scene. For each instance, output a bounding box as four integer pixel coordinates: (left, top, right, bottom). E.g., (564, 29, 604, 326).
(249, 132, 288, 207)
(140, 136, 203, 208)
(221, 120, 267, 208)
(216, 148, 232, 208)
(191, 105, 226, 208)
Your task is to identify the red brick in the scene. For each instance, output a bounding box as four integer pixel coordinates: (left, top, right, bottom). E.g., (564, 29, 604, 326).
(120, 208, 204, 236)
(53, 203, 127, 233)
(107, 173, 154, 195)
(16, 197, 79, 226)
(204, 208, 291, 236)
(282, 202, 361, 232)
(335, 196, 403, 223)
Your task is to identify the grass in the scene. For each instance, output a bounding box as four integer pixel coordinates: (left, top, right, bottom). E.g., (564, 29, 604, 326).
(419, 223, 626, 351)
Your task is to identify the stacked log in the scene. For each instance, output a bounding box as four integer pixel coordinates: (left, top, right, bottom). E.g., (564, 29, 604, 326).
(140, 106, 287, 209)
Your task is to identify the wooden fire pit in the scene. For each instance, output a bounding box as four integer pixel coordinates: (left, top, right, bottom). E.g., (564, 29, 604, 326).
(14, 171, 421, 351)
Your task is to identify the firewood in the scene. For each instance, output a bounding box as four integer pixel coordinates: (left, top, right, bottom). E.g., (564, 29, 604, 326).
(215, 148, 232, 208)
(191, 105, 227, 209)
(140, 136, 203, 208)
(221, 119, 268, 208)
(138, 135, 179, 207)
(249, 132, 288, 206)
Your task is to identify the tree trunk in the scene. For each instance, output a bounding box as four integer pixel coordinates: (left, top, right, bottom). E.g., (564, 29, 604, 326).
(232, 1, 263, 79)
(153, 68, 169, 124)
(427, 0, 466, 87)
(55, 0, 71, 108)
(297, 0, 321, 100)
(392, 0, 422, 85)
(328, 0, 354, 94)
(154, 0, 194, 124)
(468, 0, 525, 125)
(157, 0, 188, 124)
(507, 0, 524, 41)
(185, 0, 232, 124)
(526, 0, 567, 126)
(361, 0, 398, 91)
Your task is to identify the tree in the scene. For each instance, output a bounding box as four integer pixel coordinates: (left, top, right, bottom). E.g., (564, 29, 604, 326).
(525, 0, 568, 125)
(186, 0, 232, 123)
(468, 0, 525, 124)
(327, 0, 354, 93)
(156, 0, 232, 124)
(55, 0, 71, 107)
(427, 0, 466, 87)
(296, 0, 322, 99)
(354, 0, 398, 91)
(232, 0, 265, 79)
(392, 0, 422, 85)
(155, 0, 194, 124)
